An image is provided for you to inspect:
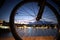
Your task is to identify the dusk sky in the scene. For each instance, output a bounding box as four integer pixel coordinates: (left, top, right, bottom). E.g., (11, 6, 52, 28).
(0, 0, 59, 24)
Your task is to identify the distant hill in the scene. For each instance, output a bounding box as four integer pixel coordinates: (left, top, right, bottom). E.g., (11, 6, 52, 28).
(28, 20, 57, 25)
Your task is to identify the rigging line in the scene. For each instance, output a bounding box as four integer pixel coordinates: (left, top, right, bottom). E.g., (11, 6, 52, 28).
(42, 15, 56, 18)
(21, 7, 36, 17)
(16, 9, 35, 17)
(15, 18, 36, 23)
(15, 18, 35, 21)
(44, 13, 56, 17)
(32, 2, 37, 16)
(16, 12, 33, 16)
(16, 14, 33, 16)
(26, 3, 38, 17)
(15, 15, 36, 21)
(42, 14, 56, 19)
(27, 6, 36, 17)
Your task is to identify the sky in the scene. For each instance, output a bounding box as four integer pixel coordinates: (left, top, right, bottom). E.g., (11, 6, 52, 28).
(0, 0, 59, 24)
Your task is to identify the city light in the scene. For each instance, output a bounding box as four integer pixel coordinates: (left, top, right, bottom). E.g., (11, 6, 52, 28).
(0, 26, 9, 29)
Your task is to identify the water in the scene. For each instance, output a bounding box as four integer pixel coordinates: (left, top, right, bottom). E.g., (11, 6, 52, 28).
(16, 27, 57, 37)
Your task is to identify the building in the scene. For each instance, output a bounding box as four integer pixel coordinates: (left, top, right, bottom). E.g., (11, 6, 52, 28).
(0, 20, 3, 26)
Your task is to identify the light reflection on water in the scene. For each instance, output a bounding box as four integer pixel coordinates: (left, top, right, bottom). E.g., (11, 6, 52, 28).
(16, 27, 57, 37)
(0, 26, 57, 38)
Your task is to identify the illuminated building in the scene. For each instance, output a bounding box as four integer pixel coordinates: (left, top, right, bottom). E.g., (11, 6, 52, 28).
(0, 20, 3, 26)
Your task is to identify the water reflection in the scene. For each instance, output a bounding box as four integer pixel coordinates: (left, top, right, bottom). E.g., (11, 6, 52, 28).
(17, 26, 57, 37)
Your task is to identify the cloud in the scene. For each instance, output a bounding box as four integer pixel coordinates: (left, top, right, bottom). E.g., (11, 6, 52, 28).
(40, 18, 57, 23)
